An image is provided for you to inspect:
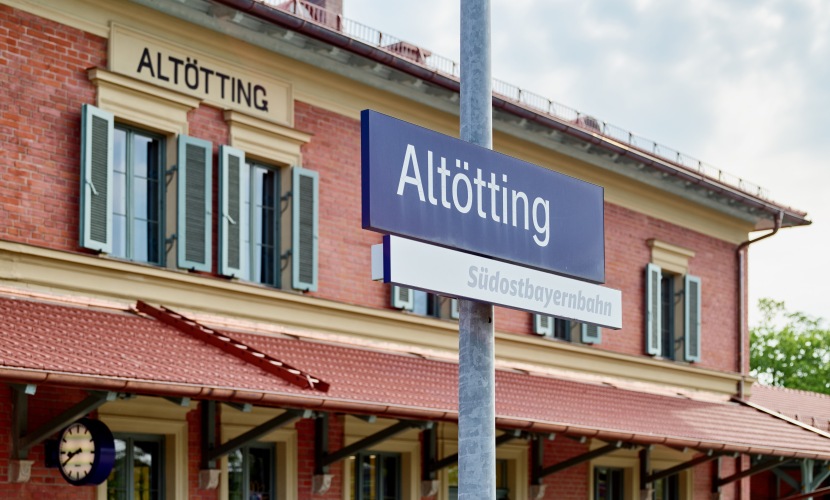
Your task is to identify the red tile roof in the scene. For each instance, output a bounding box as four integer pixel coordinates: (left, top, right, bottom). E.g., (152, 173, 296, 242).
(1, 294, 829, 459)
(749, 384, 830, 432)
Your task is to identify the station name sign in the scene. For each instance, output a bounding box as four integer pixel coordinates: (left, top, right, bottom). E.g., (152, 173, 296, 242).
(373, 236, 621, 329)
(361, 110, 605, 283)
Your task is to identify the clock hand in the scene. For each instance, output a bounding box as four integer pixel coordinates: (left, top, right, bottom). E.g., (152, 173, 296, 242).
(62, 448, 83, 467)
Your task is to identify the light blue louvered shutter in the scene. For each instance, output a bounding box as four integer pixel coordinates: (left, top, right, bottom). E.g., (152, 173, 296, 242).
(391, 286, 414, 310)
(533, 314, 553, 336)
(177, 135, 212, 272)
(684, 275, 702, 362)
(219, 145, 247, 279)
(581, 323, 602, 344)
(645, 263, 662, 356)
(292, 166, 319, 291)
(79, 104, 114, 253)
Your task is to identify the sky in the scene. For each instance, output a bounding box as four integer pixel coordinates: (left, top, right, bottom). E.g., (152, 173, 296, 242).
(345, 0, 830, 327)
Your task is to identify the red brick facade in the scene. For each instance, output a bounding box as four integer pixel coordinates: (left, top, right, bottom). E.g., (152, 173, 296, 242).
(0, 5, 104, 254)
(0, 3, 766, 500)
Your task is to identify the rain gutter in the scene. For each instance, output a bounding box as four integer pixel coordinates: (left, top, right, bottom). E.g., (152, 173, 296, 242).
(2, 365, 829, 460)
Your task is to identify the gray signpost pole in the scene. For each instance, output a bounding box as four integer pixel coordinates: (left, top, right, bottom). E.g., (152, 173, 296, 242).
(458, 0, 495, 499)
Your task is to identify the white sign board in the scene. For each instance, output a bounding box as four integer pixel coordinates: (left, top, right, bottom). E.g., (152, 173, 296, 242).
(373, 236, 622, 329)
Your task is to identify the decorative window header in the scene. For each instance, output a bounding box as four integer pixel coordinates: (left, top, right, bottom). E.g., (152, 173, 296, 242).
(647, 239, 695, 275)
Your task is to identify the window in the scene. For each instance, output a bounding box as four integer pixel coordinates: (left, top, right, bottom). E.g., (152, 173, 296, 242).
(219, 146, 318, 291)
(228, 443, 275, 500)
(653, 473, 679, 500)
(660, 272, 680, 360)
(645, 263, 701, 362)
(249, 161, 282, 287)
(112, 125, 164, 264)
(447, 459, 511, 500)
(413, 290, 440, 318)
(594, 466, 624, 500)
(98, 396, 190, 498)
(533, 315, 602, 344)
(221, 407, 299, 500)
(80, 104, 212, 272)
(80, 104, 319, 287)
(391, 287, 459, 320)
(107, 434, 164, 500)
(351, 451, 401, 500)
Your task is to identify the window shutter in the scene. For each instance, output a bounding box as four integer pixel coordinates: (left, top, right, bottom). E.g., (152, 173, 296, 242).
(450, 298, 460, 320)
(581, 323, 602, 344)
(645, 263, 662, 355)
(391, 286, 414, 311)
(684, 275, 702, 362)
(219, 145, 247, 279)
(533, 314, 553, 336)
(292, 167, 319, 291)
(79, 104, 114, 253)
(177, 135, 212, 272)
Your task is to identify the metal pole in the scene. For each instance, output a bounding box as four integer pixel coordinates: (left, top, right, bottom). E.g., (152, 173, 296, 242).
(458, 0, 495, 499)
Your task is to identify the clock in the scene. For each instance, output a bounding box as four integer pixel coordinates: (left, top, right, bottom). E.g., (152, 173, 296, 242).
(57, 418, 116, 486)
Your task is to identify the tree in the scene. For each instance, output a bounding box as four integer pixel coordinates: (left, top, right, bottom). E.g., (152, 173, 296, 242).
(750, 298, 830, 394)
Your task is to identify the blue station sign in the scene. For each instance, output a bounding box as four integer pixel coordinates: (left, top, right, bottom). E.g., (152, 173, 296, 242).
(361, 110, 606, 283)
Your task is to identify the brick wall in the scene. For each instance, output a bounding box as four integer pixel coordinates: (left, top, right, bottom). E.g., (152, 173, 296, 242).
(695, 456, 750, 500)
(294, 101, 739, 372)
(0, 385, 96, 499)
(188, 403, 219, 500)
(0, 5, 105, 254)
(600, 202, 739, 372)
(536, 437, 590, 499)
(296, 414, 344, 500)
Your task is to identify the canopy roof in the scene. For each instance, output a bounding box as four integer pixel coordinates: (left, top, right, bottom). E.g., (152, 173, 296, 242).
(1, 292, 828, 459)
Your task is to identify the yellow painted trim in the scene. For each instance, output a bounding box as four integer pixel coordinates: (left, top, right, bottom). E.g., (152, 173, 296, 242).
(220, 407, 299, 500)
(0, 240, 744, 397)
(97, 396, 190, 500)
(89, 68, 198, 135)
(648, 239, 696, 275)
(224, 110, 311, 166)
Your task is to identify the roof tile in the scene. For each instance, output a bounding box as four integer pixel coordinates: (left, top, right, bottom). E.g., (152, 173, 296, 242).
(0, 294, 829, 458)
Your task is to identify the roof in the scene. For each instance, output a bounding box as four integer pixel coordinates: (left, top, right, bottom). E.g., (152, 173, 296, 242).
(749, 384, 830, 432)
(1, 293, 829, 459)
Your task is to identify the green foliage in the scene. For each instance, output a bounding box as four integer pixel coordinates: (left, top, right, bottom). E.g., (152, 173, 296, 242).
(750, 298, 830, 394)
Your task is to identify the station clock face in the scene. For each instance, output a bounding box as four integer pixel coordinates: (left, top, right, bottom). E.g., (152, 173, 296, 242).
(58, 418, 115, 486)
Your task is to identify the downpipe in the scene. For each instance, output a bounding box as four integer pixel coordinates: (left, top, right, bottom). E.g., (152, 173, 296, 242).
(736, 210, 783, 400)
